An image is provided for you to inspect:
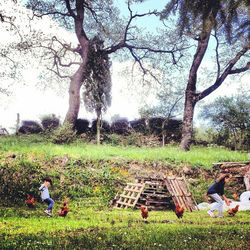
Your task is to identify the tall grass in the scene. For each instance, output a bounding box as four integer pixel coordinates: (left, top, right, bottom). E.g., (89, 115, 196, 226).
(0, 135, 248, 169)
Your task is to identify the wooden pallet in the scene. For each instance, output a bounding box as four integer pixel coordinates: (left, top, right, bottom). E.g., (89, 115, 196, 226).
(136, 181, 172, 210)
(164, 177, 198, 211)
(115, 183, 145, 209)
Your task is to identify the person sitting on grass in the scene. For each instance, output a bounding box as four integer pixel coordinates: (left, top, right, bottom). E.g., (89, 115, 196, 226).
(207, 174, 233, 218)
(39, 176, 54, 216)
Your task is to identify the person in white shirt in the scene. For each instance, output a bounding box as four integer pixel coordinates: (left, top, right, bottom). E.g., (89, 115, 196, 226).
(39, 176, 54, 216)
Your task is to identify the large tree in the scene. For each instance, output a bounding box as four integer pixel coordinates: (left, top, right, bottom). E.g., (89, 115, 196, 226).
(161, 0, 250, 150)
(23, 0, 185, 126)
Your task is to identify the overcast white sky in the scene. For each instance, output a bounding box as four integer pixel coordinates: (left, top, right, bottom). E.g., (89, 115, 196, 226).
(0, 0, 249, 133)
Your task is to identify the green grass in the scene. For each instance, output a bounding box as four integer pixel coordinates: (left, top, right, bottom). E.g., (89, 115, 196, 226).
(0, 204, 249, 249)
(1, 135, 250, 248)
(0, 135, 248, 169)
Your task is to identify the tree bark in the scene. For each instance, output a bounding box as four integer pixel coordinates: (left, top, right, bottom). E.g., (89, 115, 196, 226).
(179, 26, 212, 151)
(63, 0, 89, 126)
(179, 93, 197, 151)
(96, 116, 101, 146)
(64, 64, 85, 125)
(96, 108, 102, 146)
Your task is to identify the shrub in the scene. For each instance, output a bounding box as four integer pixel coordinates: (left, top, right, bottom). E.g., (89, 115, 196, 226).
(91, 119, 111, 134)
(130, 118, 147, 134)
(111, 118, 129, 135)
(104, 133, 122, 145)
(74, 119, 90, 134)
(18, 120, 43, 134)
(164, 119, 182, 143)
(41, 114, 60, 131)
(50, 123, 77, 144)
(148, 117, 164, 135)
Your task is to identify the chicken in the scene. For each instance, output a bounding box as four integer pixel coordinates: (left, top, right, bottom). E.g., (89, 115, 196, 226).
(140, 206, 148, 220)
(228, 205, 239, 216)
(174, 202, 184, 219)
(26, 194, 35, 208)
(59, 201, 69, 217)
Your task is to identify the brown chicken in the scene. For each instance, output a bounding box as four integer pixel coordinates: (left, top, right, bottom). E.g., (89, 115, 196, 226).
(228, 205, 239, 216)
(175, 202, 184, 219)
(26, 194, 35, 208)
(59, 201, 69, 217)
(140, 206, 148, 220)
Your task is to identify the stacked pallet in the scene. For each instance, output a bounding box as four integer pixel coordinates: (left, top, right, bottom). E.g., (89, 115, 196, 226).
(114, 176, 198, 212)
(135, 181, 173, 210)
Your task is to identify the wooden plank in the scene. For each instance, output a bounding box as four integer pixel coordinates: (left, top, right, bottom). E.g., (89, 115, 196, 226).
(172, 178, 189, 211)
(182, 176, 199, 211)
(164, 177, 197, 212)
(212, 161, 250, 165)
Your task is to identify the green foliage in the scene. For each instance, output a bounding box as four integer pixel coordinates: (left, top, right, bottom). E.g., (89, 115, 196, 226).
(50, 123, 77, 144)
(200, 95, 250, 150)
(104, 134, 122, 146)
(40, 114, 60, 131)
(161, 0, 248, 43)
(0, 152, 123, 204)
(0, 154, 43, 204)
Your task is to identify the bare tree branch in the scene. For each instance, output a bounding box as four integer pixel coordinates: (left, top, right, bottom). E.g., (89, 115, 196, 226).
(196, 45, 250, 101)
(229, 61, 250, 74)
(213, 31, 221, 80)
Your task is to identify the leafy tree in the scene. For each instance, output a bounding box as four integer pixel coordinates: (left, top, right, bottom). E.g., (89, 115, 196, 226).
(83, 36, 111, 145)
(22, 0, 185, 127)
(200, 95, 250, 150)
(161, 0, 250, 151)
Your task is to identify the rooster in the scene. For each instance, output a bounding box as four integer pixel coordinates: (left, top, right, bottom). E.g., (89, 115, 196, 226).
(140, 206, 148, 220)
(26, 194, 35, 208)
(59, 201, 69, 217)
(174, 202, 184, 219)
(228, 205, 239, 216)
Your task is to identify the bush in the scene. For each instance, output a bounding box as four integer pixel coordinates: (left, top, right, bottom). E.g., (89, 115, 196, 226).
(41, 114, 60, 131)
(148, 117, 164, 135)
(74, 119, 90, 134)
(91, 119, 111, 134)
(104, 133, 122, 146)
(18, 120, 43, 134)
(130, 118, 147, 134)
(164, 119, 182, 143)
(50, 123, 77, 144)
(111, 118, 129, 135)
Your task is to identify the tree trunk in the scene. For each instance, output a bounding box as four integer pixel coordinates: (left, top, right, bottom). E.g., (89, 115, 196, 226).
(179, 93, 197, 151)
(64, 64, 85, 125)
(96, 109, 101, 146)
(179, 28, 212, 151)
(63, 3, 89, 127)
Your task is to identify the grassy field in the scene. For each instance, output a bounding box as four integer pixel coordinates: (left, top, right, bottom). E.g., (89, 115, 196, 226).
(0, 135, 248, 169)
(0, 135, 249, 249)
(0, 203, 249, 249)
